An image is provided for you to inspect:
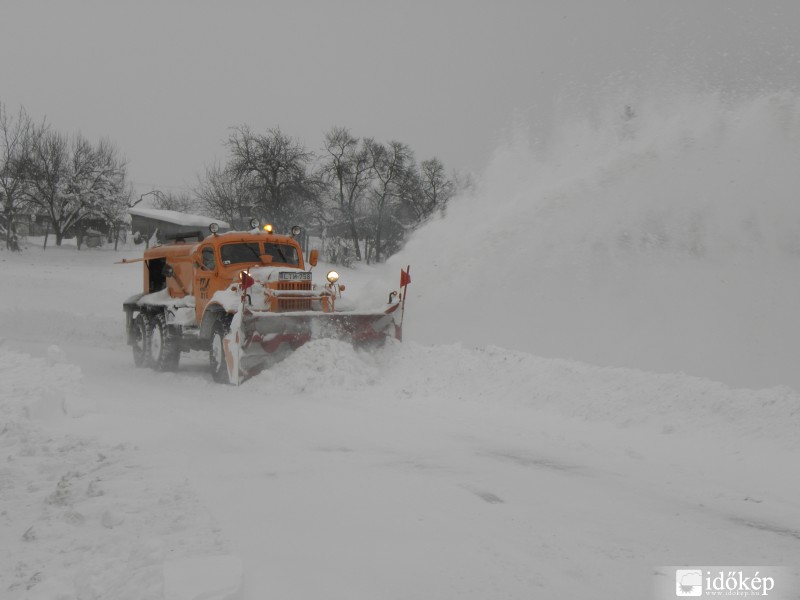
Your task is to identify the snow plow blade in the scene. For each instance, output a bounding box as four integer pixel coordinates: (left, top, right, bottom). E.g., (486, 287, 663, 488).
(227, 303, 402, 383)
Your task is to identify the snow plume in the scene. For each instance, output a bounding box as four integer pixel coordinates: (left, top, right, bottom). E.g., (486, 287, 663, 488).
(401, 90, 800, 390)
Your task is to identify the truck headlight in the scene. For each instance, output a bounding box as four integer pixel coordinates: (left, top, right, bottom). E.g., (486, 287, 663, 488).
(326, 270, 339, 284)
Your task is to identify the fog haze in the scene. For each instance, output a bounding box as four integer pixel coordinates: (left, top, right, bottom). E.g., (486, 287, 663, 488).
(2, 1, 798, 194)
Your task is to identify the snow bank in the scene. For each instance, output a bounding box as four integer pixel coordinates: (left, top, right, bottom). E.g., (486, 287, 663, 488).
(238, 338, 800, 599)
(251, 338, 800, 450)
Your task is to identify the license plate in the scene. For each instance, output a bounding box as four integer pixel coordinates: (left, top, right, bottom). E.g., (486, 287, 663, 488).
(279, 271, 312, 281)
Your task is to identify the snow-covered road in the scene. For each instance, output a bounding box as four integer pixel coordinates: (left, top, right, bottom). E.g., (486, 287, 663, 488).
(2, 246, 798, 599)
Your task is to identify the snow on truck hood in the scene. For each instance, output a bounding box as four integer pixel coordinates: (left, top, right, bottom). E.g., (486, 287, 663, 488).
(212, 266, 310, 311)
(205, 265, 308, 313)
(135, 267, 362, 313)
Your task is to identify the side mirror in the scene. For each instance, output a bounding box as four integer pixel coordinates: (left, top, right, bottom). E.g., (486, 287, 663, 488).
(309, 249, 318, 267)
(164, 265, 175, 278)
(259, 254, 273, 265)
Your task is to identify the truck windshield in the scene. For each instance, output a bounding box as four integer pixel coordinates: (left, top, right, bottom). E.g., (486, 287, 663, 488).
(263, 243, 299, 266)
(220, 243, 262, 266)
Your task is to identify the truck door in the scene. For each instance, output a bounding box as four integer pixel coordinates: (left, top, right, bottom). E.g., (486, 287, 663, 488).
(194, 245, 221, 322)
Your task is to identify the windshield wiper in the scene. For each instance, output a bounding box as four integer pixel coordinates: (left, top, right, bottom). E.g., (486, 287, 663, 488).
(274, 245, 289, 263)
(244, 244, 261, 262)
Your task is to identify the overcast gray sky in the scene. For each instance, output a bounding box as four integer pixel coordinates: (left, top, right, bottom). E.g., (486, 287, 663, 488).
(2, 1, 798, 198)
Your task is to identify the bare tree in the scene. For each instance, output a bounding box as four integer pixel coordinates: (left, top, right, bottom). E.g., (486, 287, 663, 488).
(25, 127, 69, 245)
(226, 126, 317, 230)
(100, 181, 134, 250)
(26, 128, 129, 247)
(195, 162, 255, 227)
(151, 190, 197, 213)
(0, 103, 34, 249)
(418, 158, 454, 219)
(90, 145, 136, 250)
(67, 136, 130, 248)
(320, 127, 374, 261)
(365, 139, 412, 263)
(398, 158, 456, 224)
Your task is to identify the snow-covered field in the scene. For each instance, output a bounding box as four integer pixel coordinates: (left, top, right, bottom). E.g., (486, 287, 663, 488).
(3, 92, 800, 599)
(1, 243, 799, 598)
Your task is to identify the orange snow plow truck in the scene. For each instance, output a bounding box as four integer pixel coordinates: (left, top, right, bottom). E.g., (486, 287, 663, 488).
(122, 220, 409, 384)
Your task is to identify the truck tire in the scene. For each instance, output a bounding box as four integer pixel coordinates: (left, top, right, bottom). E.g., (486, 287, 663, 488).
(209, 319, 230, 384)
(148, 312, 181, 371)
(131, 314, 149, 367)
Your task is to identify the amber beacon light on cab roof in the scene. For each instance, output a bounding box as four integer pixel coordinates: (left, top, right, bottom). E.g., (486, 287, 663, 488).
(120, 219, 410, 384)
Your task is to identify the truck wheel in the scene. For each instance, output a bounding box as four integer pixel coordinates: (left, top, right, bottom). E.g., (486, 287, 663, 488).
(209, 320, 230, 384)
(131, 314, 149, 367)
(148, 312, 181, 371)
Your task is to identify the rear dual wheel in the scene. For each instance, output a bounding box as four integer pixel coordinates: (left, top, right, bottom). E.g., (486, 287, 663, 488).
(209, 320, 230, 384)
(148, 312, 181, 371)
(131, 314, 149, 367)
(131, 311, 180, 371)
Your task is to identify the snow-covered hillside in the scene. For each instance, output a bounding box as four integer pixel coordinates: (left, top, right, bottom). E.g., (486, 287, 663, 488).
(1, 236, 799, 599)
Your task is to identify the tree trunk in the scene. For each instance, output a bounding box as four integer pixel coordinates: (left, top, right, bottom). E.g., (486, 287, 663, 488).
(4, 208, 14, 251)
(375, 224, 383, 263)
(374, 204, 386, 263)
(348, 217, 361, 261)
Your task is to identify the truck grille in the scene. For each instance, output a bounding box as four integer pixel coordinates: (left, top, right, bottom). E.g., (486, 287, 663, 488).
(277, 298, 312, 312)
(277, 282, 312, 291)
(274, 281, 313, 311)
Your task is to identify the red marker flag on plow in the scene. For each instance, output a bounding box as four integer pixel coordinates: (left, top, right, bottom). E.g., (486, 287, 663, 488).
(240, 270, 255, 303)
(396, 266, 411, 342)
(240, 270, 255, 290)
(400, 267, 411, 288)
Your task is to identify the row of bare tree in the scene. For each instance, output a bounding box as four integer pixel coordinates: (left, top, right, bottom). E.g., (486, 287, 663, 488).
(2, 101, 465, 261)
(0, 103, 132, 249)
(161, 126, 467, 263)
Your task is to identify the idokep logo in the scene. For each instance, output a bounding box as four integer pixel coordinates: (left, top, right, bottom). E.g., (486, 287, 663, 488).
(676, 570, 703, 596)
(672, 567, 779, 597)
